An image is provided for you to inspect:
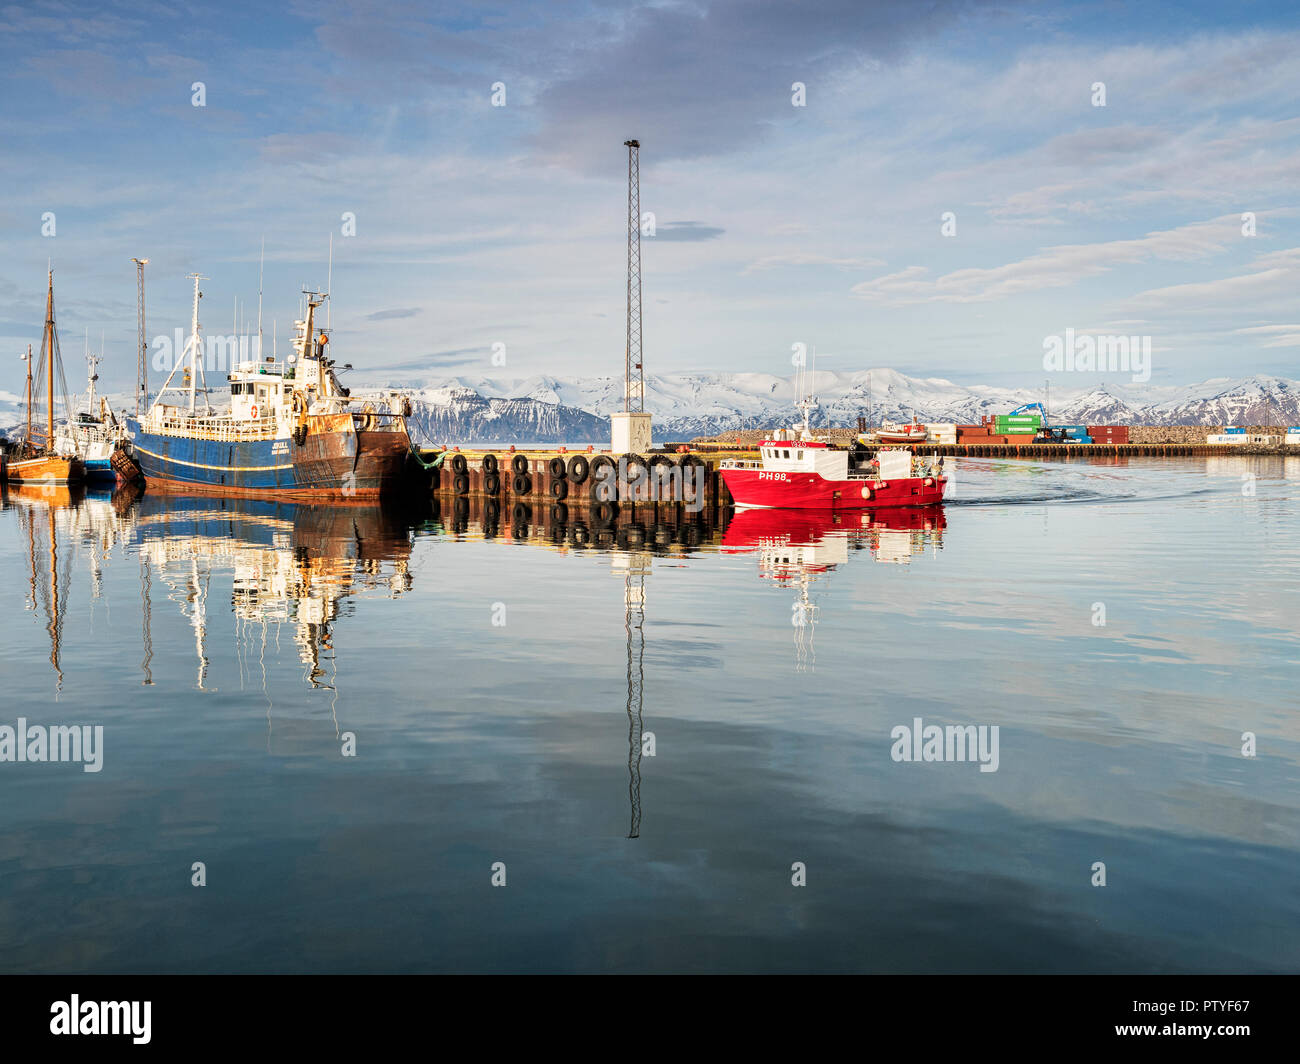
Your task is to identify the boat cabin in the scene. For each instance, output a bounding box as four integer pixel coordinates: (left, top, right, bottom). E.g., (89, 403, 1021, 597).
(228, 360, 295, 422)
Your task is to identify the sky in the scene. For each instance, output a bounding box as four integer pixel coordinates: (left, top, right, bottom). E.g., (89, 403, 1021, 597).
(1, 0, 1299, 398)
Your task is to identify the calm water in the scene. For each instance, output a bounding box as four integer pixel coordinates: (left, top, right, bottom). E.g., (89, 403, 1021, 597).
(1, 456, 1297, 973)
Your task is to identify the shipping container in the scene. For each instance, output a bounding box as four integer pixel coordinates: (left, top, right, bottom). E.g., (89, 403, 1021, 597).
(996, 416, 1041, 425)
(1207, 434, 1248, 444)
(1224, 426, 1246, 434)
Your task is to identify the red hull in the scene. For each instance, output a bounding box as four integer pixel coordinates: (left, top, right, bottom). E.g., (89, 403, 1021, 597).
(721, 468, 945, 509)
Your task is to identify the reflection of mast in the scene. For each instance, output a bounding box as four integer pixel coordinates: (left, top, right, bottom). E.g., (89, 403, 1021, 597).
(792, 571, 817, 672)
(187, 556, 210, 689)
(619, 555, 649, 839)
(49, 506, 62, 689)
(139, 555, 154, 685)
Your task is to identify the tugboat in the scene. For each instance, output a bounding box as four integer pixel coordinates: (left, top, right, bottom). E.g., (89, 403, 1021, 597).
(128, 278, 412, 498)
(720, 393, 945, 509)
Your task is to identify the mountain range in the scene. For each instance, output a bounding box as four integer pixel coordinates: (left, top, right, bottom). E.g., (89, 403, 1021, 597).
(374, 369, 1300, 444)
(4, 370, 1298, 445)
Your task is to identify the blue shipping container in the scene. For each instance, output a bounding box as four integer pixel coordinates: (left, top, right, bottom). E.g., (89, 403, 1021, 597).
(1225, 426, 1246, 434)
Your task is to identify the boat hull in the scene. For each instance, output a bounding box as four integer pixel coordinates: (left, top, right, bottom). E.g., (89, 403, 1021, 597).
(721, 468, 945, 509)
(3, 454, 85, 486)
(128, 414, 410, 498)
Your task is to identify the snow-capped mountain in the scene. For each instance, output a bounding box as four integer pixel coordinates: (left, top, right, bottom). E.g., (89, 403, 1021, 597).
(380, 369, 1300, 443)
(5, 371, 1296, 445)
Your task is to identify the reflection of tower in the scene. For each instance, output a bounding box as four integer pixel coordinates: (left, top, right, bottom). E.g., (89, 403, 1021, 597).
(139, 555, 154, 685)
(615, 553, 649, 839)
(791, 572, 818, 672)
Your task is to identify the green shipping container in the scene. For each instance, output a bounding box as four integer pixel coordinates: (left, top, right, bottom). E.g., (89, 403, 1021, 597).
(1000, 426, 1036, 434)
(996, 416, 1041, 425)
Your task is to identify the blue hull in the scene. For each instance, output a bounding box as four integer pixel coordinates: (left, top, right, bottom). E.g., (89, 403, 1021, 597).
(83, 457, 118, 485)
(125, 417, 409, 497)
(128, 422, 297, 492)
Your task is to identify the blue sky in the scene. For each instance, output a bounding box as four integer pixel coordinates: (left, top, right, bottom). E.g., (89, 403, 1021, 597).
(2, 0, 1299, 395)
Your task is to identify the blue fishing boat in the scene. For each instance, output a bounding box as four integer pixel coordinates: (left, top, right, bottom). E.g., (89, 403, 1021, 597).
(127, 279, 413, 498)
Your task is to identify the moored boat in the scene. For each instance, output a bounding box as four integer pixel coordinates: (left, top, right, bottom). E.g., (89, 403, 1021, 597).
(720, 392, 945, 510)
(868, 420, 929, 445)
(4, 271, 85, 487)
(54, 337, 130, 485)
(128, 280, 412, 498)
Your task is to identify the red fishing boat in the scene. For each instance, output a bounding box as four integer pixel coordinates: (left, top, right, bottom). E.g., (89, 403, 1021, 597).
(721, 379, 945, 509)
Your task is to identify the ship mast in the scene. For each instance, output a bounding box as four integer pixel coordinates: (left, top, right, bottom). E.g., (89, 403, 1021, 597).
(44, 270, 54, 452)
(23, 344, 32, 456)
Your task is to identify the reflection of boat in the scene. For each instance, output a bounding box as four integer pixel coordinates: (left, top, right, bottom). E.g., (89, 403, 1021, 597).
(721, 506, 946, 569)
(128, 282, 412, 497)
(131, 493, 416, 689)
(5, 272, 85, 486)
(722, 506, 946, 669)
(2, 484, 82, 689)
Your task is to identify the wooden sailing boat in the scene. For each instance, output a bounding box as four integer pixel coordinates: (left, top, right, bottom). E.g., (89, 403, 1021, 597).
(5, 270, 85, 485)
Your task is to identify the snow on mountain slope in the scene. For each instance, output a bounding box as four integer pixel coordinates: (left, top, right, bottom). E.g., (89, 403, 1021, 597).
(369, 368, 1300, 442)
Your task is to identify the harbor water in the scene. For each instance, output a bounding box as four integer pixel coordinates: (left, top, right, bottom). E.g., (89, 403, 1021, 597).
(0, 454, 1297, 973)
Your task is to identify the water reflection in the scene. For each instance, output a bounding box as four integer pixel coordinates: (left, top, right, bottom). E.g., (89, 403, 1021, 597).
(721, 507, 947, 670)
(127, 493, 421, 694)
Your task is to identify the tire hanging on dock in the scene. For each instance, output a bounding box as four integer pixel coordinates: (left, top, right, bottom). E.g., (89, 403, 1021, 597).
(548, 456, 567, 479)
(566, 454, 589, 484)
(511, 454, 529, 475)
(484, 472, 501, 495)
(550, 478, 568, 500)
(482, 453, 498, 475)
(589, 454, 617, 504)
(453, 473, 469, 495)
(451, 453, 468, 475)
(512, 473, 532, 495)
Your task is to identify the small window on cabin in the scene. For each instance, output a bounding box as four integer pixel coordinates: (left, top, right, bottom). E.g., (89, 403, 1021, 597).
(797, 450, 803, 460)
(783, 449, 791, 459)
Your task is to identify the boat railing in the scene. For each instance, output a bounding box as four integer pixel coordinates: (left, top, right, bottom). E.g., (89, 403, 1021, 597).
(144, 412, 278, 441)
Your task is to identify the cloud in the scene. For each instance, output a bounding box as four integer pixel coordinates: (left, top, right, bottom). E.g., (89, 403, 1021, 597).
(366, 307, 422, 321)
(653, 221, 724, 242)
(530, 0, 1012, 168)
(851, 216, 1241, 305)
(744, 252, 884, 273)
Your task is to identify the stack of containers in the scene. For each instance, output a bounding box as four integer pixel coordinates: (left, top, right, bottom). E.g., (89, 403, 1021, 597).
(1286, 427, 1300, 444)
(1056, 424, 1092, 443)
(994, 414, 1041, 435)
(1087, 425, 1130, 444)
(925, 422, 958, 445)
